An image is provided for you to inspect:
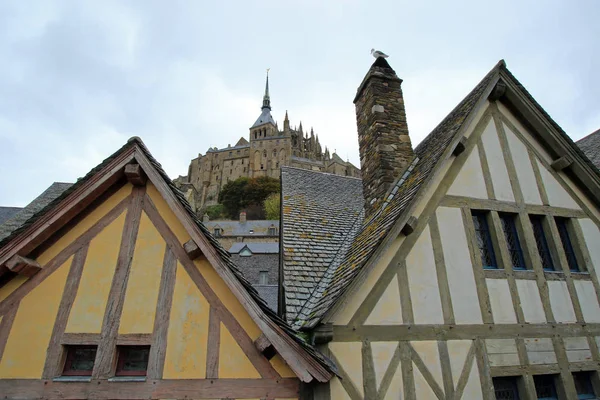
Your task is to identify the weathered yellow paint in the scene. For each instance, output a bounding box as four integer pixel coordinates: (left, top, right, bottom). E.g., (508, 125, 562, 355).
(330, 376, 352, 400)
(163, 262, 209, 379)
(195, 257, 262, 341)
(270, 354, 296, 378)
(36, 184, 132, 266)
(0, 257, 71, 378)
(218, 321, 260, 378)
(65, 212, 126, 333)
(0, 275, 27, 303)
(365, 274, 402, 325)
(119, 211, 165, 334)
(146, 183, 191, 244)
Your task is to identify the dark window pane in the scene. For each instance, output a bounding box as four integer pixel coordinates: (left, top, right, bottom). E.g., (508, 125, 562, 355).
(556, 218, 580, 272)
(63, 345, 97, 376)
(530, 216, 554, 271)
(534, 375, 558, 399)
(472, 211, 497, 269)
(500, 213, 526, 270)
(116, 346, 150, 376)
(493, 376, 521, 400)
(573, 372, 596, 399)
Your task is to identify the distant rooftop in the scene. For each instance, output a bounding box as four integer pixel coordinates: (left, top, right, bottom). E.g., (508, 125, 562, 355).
(229, 242, 279, 254)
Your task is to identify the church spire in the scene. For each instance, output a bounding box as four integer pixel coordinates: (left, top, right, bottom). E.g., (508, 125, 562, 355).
(262, 69, 271, 110)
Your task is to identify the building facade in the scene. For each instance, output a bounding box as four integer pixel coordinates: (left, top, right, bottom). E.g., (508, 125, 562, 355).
(174, 75, 360, 212)
(282, 58, 600, 399)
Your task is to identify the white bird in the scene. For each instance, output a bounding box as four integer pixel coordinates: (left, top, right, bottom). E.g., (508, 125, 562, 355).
(371, 48, 389, 59)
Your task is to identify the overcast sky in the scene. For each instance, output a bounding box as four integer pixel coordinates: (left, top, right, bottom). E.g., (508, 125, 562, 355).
(1, 0, 598, 206)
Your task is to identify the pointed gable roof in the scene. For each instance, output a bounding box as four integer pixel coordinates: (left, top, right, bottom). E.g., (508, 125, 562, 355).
(0, 137, 335, 382)
(577, 128, 600, 169)
(292, 59, 600, 330)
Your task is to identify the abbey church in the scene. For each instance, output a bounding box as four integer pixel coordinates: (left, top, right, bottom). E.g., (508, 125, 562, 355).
(174, 75, 360, 212)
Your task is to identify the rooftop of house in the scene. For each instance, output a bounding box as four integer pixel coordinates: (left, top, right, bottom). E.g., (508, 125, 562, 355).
(283, 57, 600, 330)
(254, 285, 278, 312)
(204, 219, 279, 236)
(0, 182, 73, 242)
(281, 166, 364, 322)
(229, 242, 279, 254)
(577, 128, 600, 170)
(0, 207, 22, 225)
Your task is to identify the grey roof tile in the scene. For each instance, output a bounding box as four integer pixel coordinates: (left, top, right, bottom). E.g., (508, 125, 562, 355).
(577, 128, 600, 169)
(0, 207, 21, 225)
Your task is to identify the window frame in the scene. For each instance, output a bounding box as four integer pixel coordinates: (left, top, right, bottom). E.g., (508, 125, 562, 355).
(115, 345, 150, 377)
(493, 376, 522, 400)
(499, 212, 527, 271)
(471, 210, 498, 269)
(258, 271, 269, 285)
(530, 215, 555, 271)
(533, 374, 560, 400)
(62, 345, 97, 376)
(555, 217, 581, 273)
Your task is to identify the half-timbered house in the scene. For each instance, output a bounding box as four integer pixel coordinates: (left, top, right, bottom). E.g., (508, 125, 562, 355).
(0, 137, 334, 399)
(281, 58, 600, 399)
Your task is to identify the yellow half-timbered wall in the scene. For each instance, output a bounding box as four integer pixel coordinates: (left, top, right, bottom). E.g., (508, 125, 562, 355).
(324, 100, 600, 399)
(0, 182, 299, 400)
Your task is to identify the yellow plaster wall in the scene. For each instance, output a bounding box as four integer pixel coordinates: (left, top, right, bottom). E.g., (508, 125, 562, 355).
(119, 211, 165, 334)
(0, 257, 71, 378)
(0, 276, 27, 303)
(447, 148, 488, 199)
(163, 262, 209, 379)
(270, 354, 296, 378)
(195, 257, 261, 341)
(218, 322, 260, 378)
(146, 183, 191, 244)
(329, 342, 363, 398)
(65, 212, 126, 333)
(36, 184, 132, 266)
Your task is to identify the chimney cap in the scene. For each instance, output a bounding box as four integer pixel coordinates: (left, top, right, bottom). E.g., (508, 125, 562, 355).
(354, 58, 402, 103)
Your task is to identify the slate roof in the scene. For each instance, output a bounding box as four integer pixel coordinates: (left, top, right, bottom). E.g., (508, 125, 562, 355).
(281, 167, 364, 323)
(289, 60, 504, 329)
(229, 242, 279, 254)
(0, 137, 335, 376)
(205, 220, 279, 236)
(0, 207, 21, 225)
(254, 284, 279, 312)
(0, 182, 72, 241)
(577, 128, 600, 169)
(251, 107, 276, 128)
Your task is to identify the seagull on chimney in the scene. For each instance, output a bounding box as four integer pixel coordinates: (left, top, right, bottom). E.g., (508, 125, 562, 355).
(371, 48, 389, 59)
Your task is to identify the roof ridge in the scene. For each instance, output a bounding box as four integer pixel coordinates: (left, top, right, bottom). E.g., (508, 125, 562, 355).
(281, 165, 362, 181)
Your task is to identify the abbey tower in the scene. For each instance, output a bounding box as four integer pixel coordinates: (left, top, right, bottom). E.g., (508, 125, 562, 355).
(174, 74, 361, 213)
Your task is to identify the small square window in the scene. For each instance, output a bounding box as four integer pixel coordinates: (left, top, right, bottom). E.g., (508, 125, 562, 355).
(214, 228, 221, 237)
(533, 374, 558, 399)
(116, 346, 150, 376)
(259, 271, 269, 285)
(493, 376, 521, 399)
(268, 227, 277, 236)
(63, 345, 97, 376)
(573, 371, 596, 399)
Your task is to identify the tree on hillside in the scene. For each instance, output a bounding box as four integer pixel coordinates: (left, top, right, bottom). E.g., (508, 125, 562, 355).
(218, 176, 280, 219)
(263, 192, 280, 220)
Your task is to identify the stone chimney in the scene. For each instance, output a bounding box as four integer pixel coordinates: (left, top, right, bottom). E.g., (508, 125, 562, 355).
(354, 57, 414, 215)
(239, 211, 247, 223)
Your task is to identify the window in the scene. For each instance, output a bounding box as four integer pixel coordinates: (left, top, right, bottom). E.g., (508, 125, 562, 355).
(573, 371, 596, 399)
(472, 211, 498, 269)
(259, 271, 269, 285)
(534, 375, 558, 400)
(268, 227, 277, 236)
(261, 164, 264, 170)
(214, 228, 221, 237)
(493, 376, 521, 400)
(556, 218, 580, 272)
(115, 346, 150, 376)
(530, 216, 554, 271)
(62, 345, 97, 376)
(500, 213, 526, 270)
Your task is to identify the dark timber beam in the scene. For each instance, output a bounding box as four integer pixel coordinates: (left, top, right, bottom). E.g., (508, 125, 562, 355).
(254, 334, 276, 360)
(5, 255, 41, 277)
(401, 216, 418, 236)
(452, 137, 468, 157)
(312, 323, 333, 345)
(124, 164, 147, 186)
(183, 239, 201, 260)
(488, 81, 507, 101)
(551, 155, 573, 171)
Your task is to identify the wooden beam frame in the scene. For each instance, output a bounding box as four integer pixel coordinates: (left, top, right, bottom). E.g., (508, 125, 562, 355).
(183, 239, 201, 260)
(124, 164, 147, 186)
(452, 136, 468, 157)
(551, 155, 573, 171)
(5, 255, 41, 277)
